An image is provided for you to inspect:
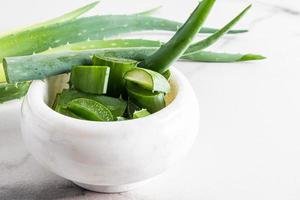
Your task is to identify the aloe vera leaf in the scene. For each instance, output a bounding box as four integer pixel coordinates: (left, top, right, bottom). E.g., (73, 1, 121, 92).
(71, 65, 110, 95)
(56, 89, 127, 118)
(92, 56, 137, 97)
(44, 39, 163, 53)
(3, 47, 265, 83)
(0, 13, 247, 61)
(182, 51, 266, 62)
(124, 68, 170, 93)
(133, 109, 151, 119)
(67, 98, 114, 121)
(184, 5, 252, 55)
(0, 82, 30, 103)
(126, 82, 165, 113)
(0, 1, 100, 38)
(139, 0, 216, 73)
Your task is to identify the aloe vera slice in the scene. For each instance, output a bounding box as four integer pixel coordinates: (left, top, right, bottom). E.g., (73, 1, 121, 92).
(163, 70, 171, 80)
(67, 98, 114, 121)
(55, 105, 82, 119)
(124, 68, 170, 93)
(126, 82, 165, 113)
(71, 65, 110, 95)
(126, 99, 141, 119)
(139, 0, 216, 73)
(0, 82, 30, 103)
(133, 109, 150, 119)
(55, 89, 127, 118)
(92, 56, 137, 97)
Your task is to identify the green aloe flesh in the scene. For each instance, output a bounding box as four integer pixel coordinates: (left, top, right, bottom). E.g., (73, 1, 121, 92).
(54, 89, 127, 118)
(55, 105, 82, 119)
(71, 65, 110, 95)
(124, 68, 170, 93)
(0, 82, 30, 103)
(92, 56, 137, 97)
(126, 82, 165, 113)
(3, 48, 265, 83)
(67, 98, 114, 121)
(133, 109, 151, 119)
(163, 70, 171, 80)
(139, 0, 216, 73)
(126, 99, 141, 119)
(184, 5, 252, 55)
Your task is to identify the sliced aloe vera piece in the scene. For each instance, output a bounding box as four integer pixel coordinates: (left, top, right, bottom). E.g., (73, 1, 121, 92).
(55, 105, 82, 119)
(162, 70, 171, 80)
(67, 98, 114, 121)
(0, 82, 30, 103)
(124, 68, 170, 93)
(133, 109, 150, 119)
(126, 82, 165, 113)
(71, 65, 110, 95)
(93, 56, 137, 97)
(56, 89, 127, 118)
(126, 99, 141, 119)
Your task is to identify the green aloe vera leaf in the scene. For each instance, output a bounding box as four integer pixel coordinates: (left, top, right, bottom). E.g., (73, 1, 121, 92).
(56, 89, 127, 118)
(139, 0, 216, 73)
(0, 13, 246, 61)
(163, 70, 171, 80)
(0, 1, 99, 82)
(44, 39, 163, 53)
(0, 82, 30, 103)
(133, 109, 151, 119)
(92, 55, 138, 97)
(3, 47, 265, 83)
(124, 67, 170, 93)
(126, 99, 141, 119)
(67, 98, 114, 121)
(184, 5, 252, 55)
(71, 65, 110, 95)
(55, 105, 82, 119)
(126, 82, 165, 113)
(182, 51, 266, 62)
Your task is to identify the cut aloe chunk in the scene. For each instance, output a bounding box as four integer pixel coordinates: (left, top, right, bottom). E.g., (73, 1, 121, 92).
(55, 89, 127, 118)
(92, 56, 137, 97)
(133, 109, 150, 119)
(71, 65, 110, 95)
(162, 70, 171, 80)
(124, 67, 170, 93)
(126, 82, 165, 113)
(67, 98, 114, 121)
(55, 105, 82, 119)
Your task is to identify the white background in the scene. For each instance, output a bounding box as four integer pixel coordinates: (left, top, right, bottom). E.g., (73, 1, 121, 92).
(1, 0, 300, 199)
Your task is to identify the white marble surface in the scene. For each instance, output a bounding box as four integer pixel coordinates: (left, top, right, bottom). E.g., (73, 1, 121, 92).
(1, 0, 300, 199)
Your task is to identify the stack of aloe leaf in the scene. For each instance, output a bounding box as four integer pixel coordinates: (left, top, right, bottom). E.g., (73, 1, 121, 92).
(0, 0, 264, 107)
